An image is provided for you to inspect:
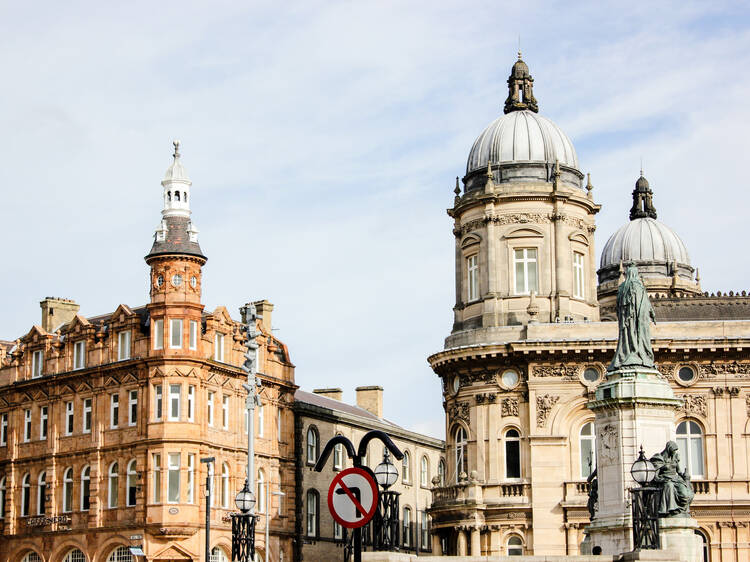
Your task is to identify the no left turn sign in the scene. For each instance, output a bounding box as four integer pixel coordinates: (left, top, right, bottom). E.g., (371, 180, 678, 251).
(327, 467, 379, 529)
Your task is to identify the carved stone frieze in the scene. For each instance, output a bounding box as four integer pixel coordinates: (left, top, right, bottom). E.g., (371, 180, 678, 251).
(475, 393, 497, 404)
(533, 364, 578, 380)
(598, 423, 619, 463)
(448, 401, 470, 425)
(679, 394, 707, 417)
(454, 213, 553, 237)
(700, 361, 750, 378)
(536, 394, 559, 427)
(502, 397, 519, 417)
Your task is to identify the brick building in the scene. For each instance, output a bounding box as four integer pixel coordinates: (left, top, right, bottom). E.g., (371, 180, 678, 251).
(0, 143, 297, 562)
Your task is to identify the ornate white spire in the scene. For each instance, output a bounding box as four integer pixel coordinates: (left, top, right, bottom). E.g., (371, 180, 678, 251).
(161, 140, 192, 218)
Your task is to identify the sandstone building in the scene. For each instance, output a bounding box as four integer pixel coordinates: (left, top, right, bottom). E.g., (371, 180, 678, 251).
(294, 387, 444, 561)
(427, 54, 750, 561)
(0, 144, 298, 562)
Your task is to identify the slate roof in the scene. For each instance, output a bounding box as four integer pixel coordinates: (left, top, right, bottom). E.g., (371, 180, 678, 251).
(146, 215, 205, 261)
(294, 389, 396, 426)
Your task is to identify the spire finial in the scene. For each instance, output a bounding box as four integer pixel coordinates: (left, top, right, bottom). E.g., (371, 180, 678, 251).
(586, 173, 594, 199)
(454, 176, 461, 196)
(173, 140, 181, 159)
(640, 156, 644, 178)
(518, 35, 522, 60)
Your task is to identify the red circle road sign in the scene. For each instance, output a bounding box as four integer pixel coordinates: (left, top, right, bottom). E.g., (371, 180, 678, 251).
(327, 467, 379, 529)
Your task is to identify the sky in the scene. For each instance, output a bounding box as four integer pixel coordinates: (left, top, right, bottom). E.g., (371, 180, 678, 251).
(1, 1, 750, 439)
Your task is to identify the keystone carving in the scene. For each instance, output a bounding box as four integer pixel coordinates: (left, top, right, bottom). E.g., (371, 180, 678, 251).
(448, 401, 470, 424)
(536, 394, 559, 427)
(679, 394, 707, 417)
(533, 364, 578, 380)
(502, 397, 519, 417)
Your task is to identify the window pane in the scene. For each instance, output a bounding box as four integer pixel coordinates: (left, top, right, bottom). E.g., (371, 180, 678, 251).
(676, 437, 687, 472)
(506, 440, 520, 478)
(168, 453, 180, 502)
(515, 259, 524, 293)
(527, 259, 538, 293)
(690, 437, 704, 477)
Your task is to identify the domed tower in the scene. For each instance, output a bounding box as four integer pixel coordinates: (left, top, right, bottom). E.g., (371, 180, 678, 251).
(597, 172, 701, 319)
(450, 53, 600, 330)
(145, 141, 206, 356)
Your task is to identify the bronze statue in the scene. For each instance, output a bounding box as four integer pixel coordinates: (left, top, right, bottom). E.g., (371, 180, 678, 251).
(650, 441, 694, 516)
(609, 265, 656, 371)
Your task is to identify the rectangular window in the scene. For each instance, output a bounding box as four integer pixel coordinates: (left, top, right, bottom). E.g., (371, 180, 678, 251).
(24, 409, 31, 442)
(222, 395, 229, 430)
(1, 413, 7, 445)
(153, 318, 164, 350)
(83, 398, 92, 433)
(169, 384, 181, 421)
(421, 511, 429, 549)
(514, 248, 538, 295)
(334, 521, 343, 540)
(65, 401, 74, 435)
(128, 390, 138, 426)
(153, 453, 162, 503)
(32, 350, 43, 378)
(187, 385, 195, 422)
(467, 255, 479, 301)
(257, 403, 264, 437)
(110, 394, 119, 428)
(187, 454, 195, 503)
(118, 330, 131, 361)
(170, 319, 183, 349)
(214, 333, 224, 362)
(40, 406, 48, 439)
(155, 384, 163, 420)
(189, 320, 198, 350)
(73, 341, 86, 370)
(207, 391, 214, 426)
(573, 251, 585, 299)
(168, 453, 180, 503)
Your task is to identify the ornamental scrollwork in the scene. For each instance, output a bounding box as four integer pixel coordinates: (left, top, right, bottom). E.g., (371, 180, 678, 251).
(536, 394, 559, 427)
(700, 361, 750, 378)
(501, 397, 519, 417)
(533, 364, 578, 380)
(598, 423, 619, 463)
(448, 401, 470, 425)
(679, 394, 707, 417)
(454, 213, 553, 237)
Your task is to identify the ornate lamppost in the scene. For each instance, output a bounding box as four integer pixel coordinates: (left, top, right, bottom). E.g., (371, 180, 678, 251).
(372, 450, 400, 551)
(232, 479, 257, 562)
(630, 446, 659, 550)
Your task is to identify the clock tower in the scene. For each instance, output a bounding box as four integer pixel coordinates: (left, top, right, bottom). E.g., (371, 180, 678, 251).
(145, 140, 206, 356)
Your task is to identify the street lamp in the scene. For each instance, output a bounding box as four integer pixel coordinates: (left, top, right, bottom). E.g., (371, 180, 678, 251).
(373, 450, 401, 551)
(235, 479, 256, 513)
(630, 446, 660, 550)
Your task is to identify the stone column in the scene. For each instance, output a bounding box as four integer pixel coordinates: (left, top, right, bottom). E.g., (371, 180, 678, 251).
(457, 528, 468, 555)
(489, 526, 501, 556)
(471, 526, 481, 555)
(431, 533, 442, 555)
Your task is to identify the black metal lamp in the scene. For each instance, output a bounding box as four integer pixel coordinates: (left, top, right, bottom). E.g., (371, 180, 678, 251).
(374, 450, 399, 490)
(235, 479, 256, 513)
(630, 446, 656, 486)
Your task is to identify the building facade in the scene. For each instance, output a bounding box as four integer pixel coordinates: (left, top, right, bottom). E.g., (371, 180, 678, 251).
(427, 55, 750, 561)
(294, 386, 445, 561)
(0, 143, 298, 562)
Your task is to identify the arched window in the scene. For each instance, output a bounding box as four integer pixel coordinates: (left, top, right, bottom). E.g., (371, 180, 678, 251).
(167, 191, 171, 202)
(580, 422, 596, 479)
(127, 459, 137, 506)
(63, 467, 74, 513)
(21, 472, 31, 516)
(455, 427, 467, 482)
(81, 465, 91, 511)
(505, 429, 521, 479)
(175, 191, 180, 202)
(210, 547, 229, 562)
(108, 462, 119, 508)
(0, 476, 6, 519)
(306, 489, 319, 537)
(22, 552, 42, 562)
(507, 535, 523, 555)
(257, 468, 265, 512)
(63, 549, 86, 562)
(695, 529, 709, 562)
(437, 460, 446, 486)
(306, 426, 318, 465)
(221, 463, 230, 509)
(420, 456, 429, 487)
(107, 546, 132, 562)
(402, 450, 411, 483)
(677, 420, 705, 478)
(37, 471, 47, 515)
(403, 506, 412, 547)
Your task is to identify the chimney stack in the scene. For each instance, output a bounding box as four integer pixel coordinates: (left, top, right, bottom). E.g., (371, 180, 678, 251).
(355, 386, 383, 418)
(313, 388, 343, 401)
(40, 297, 80, 333)
(253, 300, 274, 334)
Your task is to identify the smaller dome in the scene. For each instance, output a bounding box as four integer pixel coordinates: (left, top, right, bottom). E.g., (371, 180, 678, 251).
(600, 217, 690, 270)
(511, 59, 529, 78)
(635, 174, 649, 190)
(162, 140, 191, 185)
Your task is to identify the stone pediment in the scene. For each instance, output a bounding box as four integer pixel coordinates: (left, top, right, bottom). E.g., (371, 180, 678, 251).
(21, 325, 48, 344)
(76, 381, 93, 393)
(151, 542, 196, 560)
(111, 304, 135, 324)
(103, 376, 120, 388)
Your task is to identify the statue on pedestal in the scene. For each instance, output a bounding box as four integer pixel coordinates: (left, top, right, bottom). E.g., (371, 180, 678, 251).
(650, 441, 694, 516)
(609, 265, 656, 371)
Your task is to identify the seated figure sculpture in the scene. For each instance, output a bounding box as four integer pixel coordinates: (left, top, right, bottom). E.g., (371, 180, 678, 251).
(649, 441, 694, 517)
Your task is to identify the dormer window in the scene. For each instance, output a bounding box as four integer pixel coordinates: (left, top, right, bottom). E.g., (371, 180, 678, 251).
(31, 350, 43, 378)
(214, 333, 225, 362)
(118, 331, 131, 361)
(73, 341, 86, 370)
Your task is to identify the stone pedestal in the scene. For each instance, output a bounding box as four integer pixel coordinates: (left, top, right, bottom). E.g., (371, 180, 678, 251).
(658, 516, 702, 562)
(586, 367, 682, 554)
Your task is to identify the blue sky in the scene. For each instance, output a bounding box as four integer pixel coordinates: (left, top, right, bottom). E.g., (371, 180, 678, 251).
(1, 1, 750, 437)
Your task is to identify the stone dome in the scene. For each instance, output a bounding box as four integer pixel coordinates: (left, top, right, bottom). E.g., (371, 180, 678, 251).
(466, 110, 579, 174)
(600, 217, 691, 270)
